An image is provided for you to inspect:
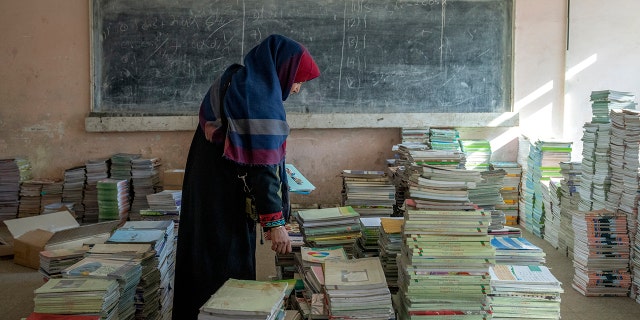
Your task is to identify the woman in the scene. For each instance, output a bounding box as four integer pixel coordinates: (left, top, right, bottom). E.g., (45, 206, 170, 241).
(172, 34, 320, 319)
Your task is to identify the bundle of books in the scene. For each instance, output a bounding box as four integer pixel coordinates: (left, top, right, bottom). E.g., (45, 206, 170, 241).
(558, 161, 582, 258)
(295, 206, 362, 253)
(39, 246, 90, 279)
(130, 157, 162, 220)
(62, 165, 86, 220)
(61, 257, 142, 320)
(109, 153, 140, 180)
(353, 217, 381, 258)
(396, 208, 494, 319)
(0, 158, 23, 221)
(33, 278, 120, 319)
(468, 169, 506, 211)
(543, 178, 562, 249)
(341, 170, 395, 217)
(491, 161, 522, 226)
(141, 189, 182, 223)
(107, 221, 176, 318)
(323, 257, 394, 319)
(86, 243, 160, 320)
(428, 128, 461, 151)
(401, 128, 429, 144)
(405, 164, 481, 211)
(199, 278, 289, 320)
(488, 264, 563, 319)
(96, 178, 130, 222)
(83, 158, 110, 223)
(18, 179, 48, 217)
(378, 217, 404, 291)
(490, 237, 546, 266)
(589, 90, 636, 124)
(459, 139, 492, 171)
(572, 210, 631, 296)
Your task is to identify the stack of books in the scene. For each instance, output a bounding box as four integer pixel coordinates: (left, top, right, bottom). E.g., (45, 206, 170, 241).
(341, 170, 395, 217)
(143, 190, 181, 216)
(40, 179, 64, 212)
(273, 220, 304, 280)
(61, 257, 142, 320)
(130, 157, 162, 220)
(589, 90, 636, 124)
(406, 164, 481, 211)
(577, 121, 612, 212)
(353, 217, 382, 258)
(96, 178, 130, 222)
(83, 158, 110, 223)
(378, 217, 404, 291)
(428, 128, 461, 152)
(491, 161, 522, 226)
(490, 237, 546, 266)
(62, 165, 86, 221)
(468, 169, 506, 211)
(295, 206, 362, 253)
(401, 128, 429, 144)
(39, 246, 90, 280)
(0, 158, 23, 221)
(396, 208, 494, 319)
(558, 161, 582, 259)
(199, 278, 289, 320)
(32, 278, 120, 319)
(543, 177, 562, 249)
(323, 257, 394, 319)
(459, 139, 492, 171)
(86, 243, 160, 319)
(18, 179, 47, 217)
(572, 210, 631, 296)
(110, 153, 140, 180)
(488, 264, 563, 319)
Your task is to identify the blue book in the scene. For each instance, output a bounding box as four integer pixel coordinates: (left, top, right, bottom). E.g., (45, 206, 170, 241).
(285, 164, 315, 195)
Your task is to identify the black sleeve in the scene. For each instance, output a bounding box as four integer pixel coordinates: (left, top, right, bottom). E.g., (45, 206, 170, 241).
(245, 164, 286, 228)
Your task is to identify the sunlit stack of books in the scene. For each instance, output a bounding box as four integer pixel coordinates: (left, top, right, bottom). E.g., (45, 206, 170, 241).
(490, 236, 546, 266)
(460, 139, 492, 171)
(488, 264, 563, 320)
(198, 278, 289, 320)
(295, 206, 362, 255)
(468, 169, 506, 212)
(141, 189, 182, 224)
(32, 278, 120, 319)
(378, 217, 404, 292)
(324, 257, 395, 319)
(396, 208, 494, 319)
(107, 220, 176, 319)
(491, 161, 522, 226)
(577, 121, 611, 212)
(341, 170, 395, 217)
(428, 128, 462, 152)
(572, 209, 631, 297)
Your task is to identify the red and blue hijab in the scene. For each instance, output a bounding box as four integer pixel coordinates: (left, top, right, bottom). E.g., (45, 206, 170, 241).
(199, 34, 320, 165)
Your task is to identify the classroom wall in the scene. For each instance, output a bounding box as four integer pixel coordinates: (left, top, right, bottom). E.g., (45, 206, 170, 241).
(0, 0, 596, 206)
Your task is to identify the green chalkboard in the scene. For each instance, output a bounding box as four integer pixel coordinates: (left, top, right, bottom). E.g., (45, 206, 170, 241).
(91, 0, 513, 115)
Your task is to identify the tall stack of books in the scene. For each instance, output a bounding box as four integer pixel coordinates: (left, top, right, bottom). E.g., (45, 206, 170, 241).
(396, 208, 494, 319)
(558, 161, 582, 259)
(295, 206, 362, 255)
(488, 264, 563, 319)
(491, 161, 522, 226)
(32, 278, 120, 319)
(323, 257, 394, 319)
(577, 122, 611, 212)
(521, 139, 572, 238)
(460, 139, 492, 171)
(62, 166, 86, 220)
(96, 178, 130, 222)
(543, 177, 562, 249)
(0, 158, 23, 221)
(198, 279, 289, 320)
(341, 170, 395, 217)
(589, 90, 636, 123)
(354, 217, 382, 258)
(87, 243, 160, 320)
(572, 210, 631, 296)
(130, 157, 162, 220)
(107, 221, 176, 318)
(378, 217, 404, 292)
(468, 169, 506, 211)
(83, 158, 110, 223)
(61, 257, 142, 320)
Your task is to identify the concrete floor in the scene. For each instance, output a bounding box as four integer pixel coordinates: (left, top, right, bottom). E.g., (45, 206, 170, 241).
(2, 227, 640, 319)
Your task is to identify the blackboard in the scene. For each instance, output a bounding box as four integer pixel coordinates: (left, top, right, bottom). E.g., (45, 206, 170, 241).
(91, 0, 513, 116)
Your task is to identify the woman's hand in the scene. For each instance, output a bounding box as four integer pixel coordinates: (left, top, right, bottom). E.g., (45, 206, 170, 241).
(269, 226, 292, 254)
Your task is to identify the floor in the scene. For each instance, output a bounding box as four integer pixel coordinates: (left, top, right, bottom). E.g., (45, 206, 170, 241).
(1, 227, 640, 319)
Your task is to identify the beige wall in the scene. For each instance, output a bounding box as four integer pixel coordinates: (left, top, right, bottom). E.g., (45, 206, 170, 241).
(0, 1, 573, 205)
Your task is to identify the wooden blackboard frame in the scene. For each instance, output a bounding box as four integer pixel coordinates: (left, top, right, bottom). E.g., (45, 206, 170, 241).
(88, 0, 515, 131)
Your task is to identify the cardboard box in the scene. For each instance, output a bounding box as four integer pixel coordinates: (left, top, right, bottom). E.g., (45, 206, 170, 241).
(4, 211, 119, 269)
(163, 169, 185, 190)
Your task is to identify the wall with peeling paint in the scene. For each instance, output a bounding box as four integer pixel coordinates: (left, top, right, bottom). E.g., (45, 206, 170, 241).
(0, 1, 569, 206)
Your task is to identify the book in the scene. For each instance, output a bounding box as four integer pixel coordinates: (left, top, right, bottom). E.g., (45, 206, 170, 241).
(199, 278, 288, 317)
(324, 257, 387, 290)
(285, 164, 315, 194)
(300, 246, 348, 264)
(296, 206, 360, 224)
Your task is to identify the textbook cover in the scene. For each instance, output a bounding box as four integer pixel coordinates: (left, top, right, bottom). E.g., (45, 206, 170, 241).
(285, 164, 315, 194)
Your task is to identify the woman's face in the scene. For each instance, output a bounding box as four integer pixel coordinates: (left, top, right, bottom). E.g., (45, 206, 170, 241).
(290, 82, 302, 95)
